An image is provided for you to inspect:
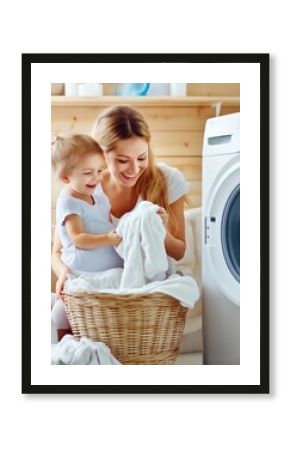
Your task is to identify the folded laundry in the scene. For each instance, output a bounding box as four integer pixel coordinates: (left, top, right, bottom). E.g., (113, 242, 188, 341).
(51, 335, 121, 365)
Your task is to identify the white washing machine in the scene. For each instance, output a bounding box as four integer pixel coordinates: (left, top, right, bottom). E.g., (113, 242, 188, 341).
(202, 113, 240, 365)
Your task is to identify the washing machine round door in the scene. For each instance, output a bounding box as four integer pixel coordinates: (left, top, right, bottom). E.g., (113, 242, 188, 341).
(204, 159, 240, 306)
(221, 184, 240, 283)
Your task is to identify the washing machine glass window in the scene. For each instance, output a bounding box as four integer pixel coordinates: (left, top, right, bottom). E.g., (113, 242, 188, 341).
(221, 184, 240, 283)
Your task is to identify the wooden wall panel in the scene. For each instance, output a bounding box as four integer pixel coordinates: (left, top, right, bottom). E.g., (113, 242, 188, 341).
(187, 83, 240, 97)
(51, 106, 103, 134)
(155, 156, 201, 180)
(151, 131, 203, 156)
(51, 105, 240, 135)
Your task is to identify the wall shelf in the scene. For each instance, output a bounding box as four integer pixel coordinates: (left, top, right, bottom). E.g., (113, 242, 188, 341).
(51, 95, 240, 108)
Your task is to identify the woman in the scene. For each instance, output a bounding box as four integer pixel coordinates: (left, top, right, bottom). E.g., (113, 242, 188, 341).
(52, 105, 187, 296)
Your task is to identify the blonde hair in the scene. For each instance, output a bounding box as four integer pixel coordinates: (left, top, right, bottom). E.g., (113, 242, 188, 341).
(91, 105, 170, 211)
(51, 132, 104, 179)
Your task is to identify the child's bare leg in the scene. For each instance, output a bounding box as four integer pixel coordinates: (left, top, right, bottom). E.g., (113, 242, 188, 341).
(51, 293, 71, 341)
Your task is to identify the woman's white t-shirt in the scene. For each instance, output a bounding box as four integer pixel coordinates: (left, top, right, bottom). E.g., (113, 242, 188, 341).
(157, 162, 188, 204)
(56, 188, 123, 273)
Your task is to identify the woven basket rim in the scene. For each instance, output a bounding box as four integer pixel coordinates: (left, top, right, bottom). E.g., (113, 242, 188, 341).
(64, 291, 176, 298)
(63, 292, 188, 310)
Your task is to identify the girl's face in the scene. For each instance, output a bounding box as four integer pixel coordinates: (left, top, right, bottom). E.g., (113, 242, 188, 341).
(105, 137, 149, 187)
(63, 153, 106, 196)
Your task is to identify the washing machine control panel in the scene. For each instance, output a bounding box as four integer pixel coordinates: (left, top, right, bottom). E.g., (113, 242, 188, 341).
(204, 216, 217, 245)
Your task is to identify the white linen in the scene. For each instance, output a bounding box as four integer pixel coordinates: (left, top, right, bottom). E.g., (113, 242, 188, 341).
(65, 273, 199, 309)
(51, 335, 121, 365)
(64, 201, 200, 308)
(115, 201, 168, 288)
(66, 268, 123, 290)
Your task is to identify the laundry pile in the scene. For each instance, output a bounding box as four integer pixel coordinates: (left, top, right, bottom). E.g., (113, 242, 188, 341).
(66, 272, 199, 309)
(65, 201, 200, 309)
(52, 335, 121, 365)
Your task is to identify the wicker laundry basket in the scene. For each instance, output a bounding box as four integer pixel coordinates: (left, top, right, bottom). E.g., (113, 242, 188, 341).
(63, 292, 188, 365)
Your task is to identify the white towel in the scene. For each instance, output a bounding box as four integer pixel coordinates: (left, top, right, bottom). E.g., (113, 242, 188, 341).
(115, 201, 168, 288)
(66, 268, 123, 291)
(66, 273, 199, 309)
(51, 335, 121, 365)
(64, 200, 200, 308)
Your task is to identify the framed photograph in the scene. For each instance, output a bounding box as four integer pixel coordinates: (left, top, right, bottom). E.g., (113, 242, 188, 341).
(22, 53, 269, 394)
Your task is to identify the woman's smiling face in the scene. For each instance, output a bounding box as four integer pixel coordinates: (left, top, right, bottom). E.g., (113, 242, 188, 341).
(104, 137, 149, 187)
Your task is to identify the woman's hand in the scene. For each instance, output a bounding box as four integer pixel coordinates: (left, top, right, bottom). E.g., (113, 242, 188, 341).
(156, 206, 169, 229)
(107, 230, 123, 246)
(56, 268, 69, 299)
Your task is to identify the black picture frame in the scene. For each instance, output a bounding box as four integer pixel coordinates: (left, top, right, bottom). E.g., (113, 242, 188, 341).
(22, 53, 269, 394)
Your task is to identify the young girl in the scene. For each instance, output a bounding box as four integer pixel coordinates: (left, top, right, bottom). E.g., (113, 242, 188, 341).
(52, 132, 123, 281)
(51, 133, 123, 338)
